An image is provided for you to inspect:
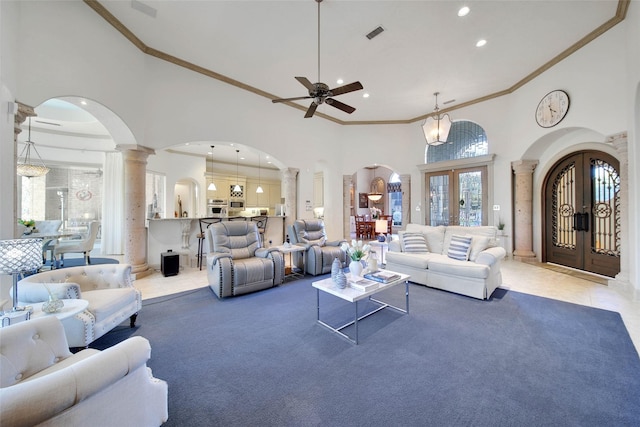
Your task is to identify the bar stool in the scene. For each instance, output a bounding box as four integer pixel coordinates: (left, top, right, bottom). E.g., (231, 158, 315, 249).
(197, 218, 222, 270)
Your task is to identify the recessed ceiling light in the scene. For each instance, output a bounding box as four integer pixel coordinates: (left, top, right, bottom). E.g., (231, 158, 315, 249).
(363, 93, 370, 98)
(476, 39, 487, 47)
(458, 6, 470, 17)
(80, 100, 87, 105)
(185, 142, 190, 146)
(336, 78, 344, 85)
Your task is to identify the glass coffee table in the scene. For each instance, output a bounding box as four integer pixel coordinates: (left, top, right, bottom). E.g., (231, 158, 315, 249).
(312, 270, 410, 344)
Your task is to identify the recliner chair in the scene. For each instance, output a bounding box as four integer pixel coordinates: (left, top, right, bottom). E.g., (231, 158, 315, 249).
(206, 221, 284, 298)
(288, 219, 348, 276)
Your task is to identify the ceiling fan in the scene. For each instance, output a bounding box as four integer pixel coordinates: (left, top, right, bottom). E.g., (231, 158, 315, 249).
(271, 0, 364, 118)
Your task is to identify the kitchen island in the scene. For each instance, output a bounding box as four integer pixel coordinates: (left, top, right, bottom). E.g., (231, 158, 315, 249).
(147, 216, 287, 270)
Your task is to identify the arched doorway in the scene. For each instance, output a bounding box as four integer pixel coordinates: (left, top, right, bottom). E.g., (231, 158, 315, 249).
(542, 150, 620, 277)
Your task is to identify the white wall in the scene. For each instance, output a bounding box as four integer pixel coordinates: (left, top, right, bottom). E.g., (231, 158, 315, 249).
(2, 1, 638, 289)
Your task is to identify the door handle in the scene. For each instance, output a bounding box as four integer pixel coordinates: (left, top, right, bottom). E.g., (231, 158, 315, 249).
(573, 212, 589, 232)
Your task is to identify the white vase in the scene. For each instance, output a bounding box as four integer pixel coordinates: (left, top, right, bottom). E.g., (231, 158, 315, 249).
(349, 260, 363, 277)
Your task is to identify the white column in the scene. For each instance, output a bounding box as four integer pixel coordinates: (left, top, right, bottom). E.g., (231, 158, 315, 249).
(400, 174, 411, 229)
(281, 167, 299, 238)
(511, 160, 538, 260)
(606, 132, 632, 291)
(117, 145, 155, 279)
(343, 175, 352, 238)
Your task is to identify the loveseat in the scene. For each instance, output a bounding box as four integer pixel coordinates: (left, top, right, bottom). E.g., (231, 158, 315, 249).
(385, 224, 506, 300)
(0, 316, 168, 427)
(16, 264, 141, 347)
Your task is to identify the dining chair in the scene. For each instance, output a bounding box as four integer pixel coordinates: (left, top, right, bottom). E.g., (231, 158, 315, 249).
(53, 221, 100, 267)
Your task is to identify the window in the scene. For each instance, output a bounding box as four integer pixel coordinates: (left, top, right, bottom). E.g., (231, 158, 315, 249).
(388, 173, 402, 226)
(421, 121, 492, 226)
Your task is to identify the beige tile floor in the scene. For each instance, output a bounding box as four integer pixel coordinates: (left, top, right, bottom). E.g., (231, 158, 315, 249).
(131, 257, 640, 355)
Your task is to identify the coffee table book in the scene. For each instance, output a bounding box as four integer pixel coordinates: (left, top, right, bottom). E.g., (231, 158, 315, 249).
(364, 271, 401, 284)
(348, 277, 379, 292)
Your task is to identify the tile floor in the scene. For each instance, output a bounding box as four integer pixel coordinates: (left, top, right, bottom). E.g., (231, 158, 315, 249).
(131, 257, 640, 355)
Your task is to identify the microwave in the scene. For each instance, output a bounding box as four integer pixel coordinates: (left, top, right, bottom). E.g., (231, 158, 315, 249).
(229, 200, 245, 209)
(211, 206, 227, 216)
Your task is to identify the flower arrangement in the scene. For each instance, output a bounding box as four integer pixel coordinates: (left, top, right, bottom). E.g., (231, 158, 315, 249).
(370, 206, 382, 219)
(18, 218, 35, 228)
(341, 239, 371, 261)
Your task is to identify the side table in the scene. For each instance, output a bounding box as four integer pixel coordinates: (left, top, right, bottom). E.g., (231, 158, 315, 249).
(272, 244, 306, 280)
(1, 299, 89, 328)
(368, 240, 389, 265)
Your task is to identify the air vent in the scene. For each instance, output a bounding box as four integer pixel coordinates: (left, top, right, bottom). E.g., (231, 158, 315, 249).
(366, 26, 385, 40)
(131, 0, 157, 18)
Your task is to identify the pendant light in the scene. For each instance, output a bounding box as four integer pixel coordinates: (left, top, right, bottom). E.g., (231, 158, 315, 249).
(367, 165, 383, 202)
(17, 117, 50, 177)
(256, 153, 264, 194)
(422, 92, 452, 146)
(233, 150, 242, 193)
(207, 145, 217, 191)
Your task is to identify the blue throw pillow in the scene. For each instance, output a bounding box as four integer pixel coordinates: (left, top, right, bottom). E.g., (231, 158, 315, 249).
(447, 235, 473, 261)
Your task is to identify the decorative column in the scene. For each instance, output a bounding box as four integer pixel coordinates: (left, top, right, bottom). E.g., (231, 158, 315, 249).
(281, 168, 299, 238)
(343, 175, 352, 237)
(117, 144, 155, 279)
(400, 174, 411, 229)
(511, 160, 538, 260)
(606, 132, 631, 290)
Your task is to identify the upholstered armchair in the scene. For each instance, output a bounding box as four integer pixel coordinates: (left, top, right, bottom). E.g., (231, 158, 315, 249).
(0, 316, 168, 427)
(206, 221, 284, 298)
(16, 264, 141, 347)
(288, 219, 348, 276)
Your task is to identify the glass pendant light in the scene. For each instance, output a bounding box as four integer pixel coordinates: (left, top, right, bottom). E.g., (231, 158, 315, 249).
(256, 153, 264, 194)
(207, 145, 216, 191)
(17, 117, 50, 177)
(233, 150, 242, 193)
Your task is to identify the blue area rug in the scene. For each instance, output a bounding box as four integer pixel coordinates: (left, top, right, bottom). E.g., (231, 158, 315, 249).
(92, 278, 640, 426)
(43, 257, 119, 269)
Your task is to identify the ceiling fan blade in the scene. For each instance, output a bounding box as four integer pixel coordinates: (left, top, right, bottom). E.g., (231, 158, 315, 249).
(326, 98, 356, 114)
(295, 77, 315, 91)
(304, 102, 318, 118)
(329, 81, 363, 97)
(272, 96, 312, 103)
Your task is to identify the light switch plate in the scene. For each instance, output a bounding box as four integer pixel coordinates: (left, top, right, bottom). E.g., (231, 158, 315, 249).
(493, 205, 500, 211)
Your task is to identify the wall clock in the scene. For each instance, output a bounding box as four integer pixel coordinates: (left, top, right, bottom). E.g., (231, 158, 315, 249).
(535, 90, 570, 128)
(76, 189, 92, 201)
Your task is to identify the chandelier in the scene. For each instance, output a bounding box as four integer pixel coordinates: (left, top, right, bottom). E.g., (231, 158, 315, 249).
(207, 146, 217, 191)
(367, 166, 383, 202)
(422, 92, 452, 146)
(17, 117, 50, 177)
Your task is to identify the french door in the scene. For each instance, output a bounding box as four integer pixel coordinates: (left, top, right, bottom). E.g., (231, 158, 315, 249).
(543, 151, 620, 277)
(426, 166, 487, 226)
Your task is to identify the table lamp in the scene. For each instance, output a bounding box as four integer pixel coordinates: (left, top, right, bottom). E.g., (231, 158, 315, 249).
(375, 220, 388, 242)
(0, 238, 43, 312)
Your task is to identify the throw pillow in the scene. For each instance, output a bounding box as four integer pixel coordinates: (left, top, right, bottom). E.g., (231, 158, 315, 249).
(402, 232, 429, 253)
(447, 234, 473, 261)
(469, 236, 490, 262)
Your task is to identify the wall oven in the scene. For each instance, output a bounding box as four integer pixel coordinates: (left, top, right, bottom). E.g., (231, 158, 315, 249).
(208, 199, 228, 217)
(228, 199, 245, 209)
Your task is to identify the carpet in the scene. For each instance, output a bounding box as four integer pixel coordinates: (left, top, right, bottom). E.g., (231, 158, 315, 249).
(92, 278, 640, 427)
(43, 257, 119, 269)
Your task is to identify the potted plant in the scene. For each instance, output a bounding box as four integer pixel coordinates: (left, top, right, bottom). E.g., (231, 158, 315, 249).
(497, 219, 505, 235)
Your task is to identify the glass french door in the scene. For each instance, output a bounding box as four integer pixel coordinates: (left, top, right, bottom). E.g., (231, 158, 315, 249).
(426, 166, 487, 226)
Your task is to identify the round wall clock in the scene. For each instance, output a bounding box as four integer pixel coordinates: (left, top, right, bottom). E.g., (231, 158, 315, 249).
(76, 189, 92, 201)
(535, 90, 570, 128)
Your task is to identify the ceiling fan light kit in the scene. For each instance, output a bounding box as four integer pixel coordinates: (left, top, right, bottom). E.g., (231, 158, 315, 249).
(272, 0, 364, 118)
(422, 92, 452, 146)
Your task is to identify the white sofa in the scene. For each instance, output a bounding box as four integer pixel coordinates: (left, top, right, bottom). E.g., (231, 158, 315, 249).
(385, 224, 506, 300)
(16, 264, 141, 347)
(0, 316, 168, 427)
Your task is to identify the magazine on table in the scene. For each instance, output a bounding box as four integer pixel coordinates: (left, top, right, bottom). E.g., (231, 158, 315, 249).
(348, 276, 379, 292)
(363, 270, 401, 284)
